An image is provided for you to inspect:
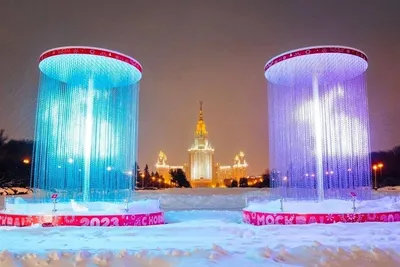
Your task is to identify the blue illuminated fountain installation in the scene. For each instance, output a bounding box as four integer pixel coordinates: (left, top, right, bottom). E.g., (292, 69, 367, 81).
(31, 47, 142, 202)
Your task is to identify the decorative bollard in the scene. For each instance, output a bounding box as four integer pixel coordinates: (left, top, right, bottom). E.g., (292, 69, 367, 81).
(124, 199, 129, 212)
(350, 192, 357, 213)
(51, 193, 58, 212)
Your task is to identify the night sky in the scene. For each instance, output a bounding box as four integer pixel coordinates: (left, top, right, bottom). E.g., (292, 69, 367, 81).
(0, 0, 399, 175)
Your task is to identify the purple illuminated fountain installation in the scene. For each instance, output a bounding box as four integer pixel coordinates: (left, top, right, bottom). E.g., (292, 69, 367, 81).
(265, 46, 371, 201)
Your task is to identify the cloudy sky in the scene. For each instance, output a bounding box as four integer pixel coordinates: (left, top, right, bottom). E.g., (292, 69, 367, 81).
(0, 0, 399, 174)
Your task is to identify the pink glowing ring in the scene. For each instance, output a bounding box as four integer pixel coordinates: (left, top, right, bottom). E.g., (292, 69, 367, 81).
(242, 210, 400, 225)
(39, 46, 143, 73)
(264, 46, 368, 72)
(0, 212, 164, 227)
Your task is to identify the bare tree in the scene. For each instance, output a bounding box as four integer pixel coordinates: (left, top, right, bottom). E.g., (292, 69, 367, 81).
(0, 129, 7, 147)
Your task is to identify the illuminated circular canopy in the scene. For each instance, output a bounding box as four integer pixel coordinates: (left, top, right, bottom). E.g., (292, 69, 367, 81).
(264, 46, 368, 86)
(39, 46, 143, 87)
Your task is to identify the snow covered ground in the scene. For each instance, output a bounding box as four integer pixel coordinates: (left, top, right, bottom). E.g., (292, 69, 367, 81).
(0, 187, 33, 195)
(1, 188, 400, 267)
(378, 186, 400, 192)
(245, 196, 400, 213)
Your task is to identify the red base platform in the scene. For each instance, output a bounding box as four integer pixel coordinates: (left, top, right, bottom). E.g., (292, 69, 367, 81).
(243, 210, 400, 225)
(0, 211, 164, 227)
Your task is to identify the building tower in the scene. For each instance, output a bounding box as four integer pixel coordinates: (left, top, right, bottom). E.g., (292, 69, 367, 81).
(232, 151, 248, 180)
(155, 151, 170, 182)
(188, 101, 215, 187)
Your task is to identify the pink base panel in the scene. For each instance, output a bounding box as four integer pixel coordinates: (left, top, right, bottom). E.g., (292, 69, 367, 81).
(243, 210, 400, 225)
(0, 211, 164, 227)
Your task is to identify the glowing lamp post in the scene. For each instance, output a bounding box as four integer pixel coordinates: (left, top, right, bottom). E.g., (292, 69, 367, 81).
(265, 46, 371, 201)
(372, 165, 378, 190)
(31, 47, 142, 202)
(378, 163, 384, 177)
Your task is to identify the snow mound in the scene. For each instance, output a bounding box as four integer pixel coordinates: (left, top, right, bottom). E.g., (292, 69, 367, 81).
(3, 198, 161, 215)
(378, 186, 400, 192)
(245, 197, 400, 213)
(0, 244, 399, 267)
(0, 187, 33, 196)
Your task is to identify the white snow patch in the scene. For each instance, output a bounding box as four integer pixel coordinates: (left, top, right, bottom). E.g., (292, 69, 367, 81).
(4, 197, 161, 215)
(245, 196, 400, 213)
(0, 188, 400, 266)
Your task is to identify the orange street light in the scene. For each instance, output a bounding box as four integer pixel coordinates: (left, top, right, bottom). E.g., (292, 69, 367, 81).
(22, 158, 30, 164)
(377, 163, 384, 179)
(372, 165, 378, 189)
(140, 173, 145, 188)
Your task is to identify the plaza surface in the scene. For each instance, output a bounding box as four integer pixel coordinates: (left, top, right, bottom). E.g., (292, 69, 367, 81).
(0, 188, 400, 267)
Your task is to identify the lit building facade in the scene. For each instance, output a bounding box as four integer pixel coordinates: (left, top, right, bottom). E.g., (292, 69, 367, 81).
(216, 165, 232, 180)
(187, 102, 215, 187)
(155, 102, 249, 188)
(154, 151, 185, 183)
(232, 151, 248, 180)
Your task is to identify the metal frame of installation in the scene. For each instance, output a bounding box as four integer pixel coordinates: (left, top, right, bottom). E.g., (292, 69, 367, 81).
(243, 46, 400, 225)
(0, 47, 164, 227)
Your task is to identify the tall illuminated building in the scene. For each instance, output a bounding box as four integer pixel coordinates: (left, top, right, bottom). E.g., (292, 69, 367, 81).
(232, 151, 248, 180)
(155, 102, 249, 188)
(154, 151, 170, 181)
(154, 151, 185, 182)
(187, 102, 215, 187)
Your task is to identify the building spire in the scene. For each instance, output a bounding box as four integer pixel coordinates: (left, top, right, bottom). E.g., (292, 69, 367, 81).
(195, 101, 208, 137)
(199, 101, 203, 120)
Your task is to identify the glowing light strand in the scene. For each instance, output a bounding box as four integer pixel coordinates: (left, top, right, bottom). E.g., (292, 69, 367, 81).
(265, 48, 371, 201)
(31, 50, 141, 202)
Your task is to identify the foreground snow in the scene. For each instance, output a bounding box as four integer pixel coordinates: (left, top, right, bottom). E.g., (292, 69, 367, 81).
(1, 188, 400, 266)
(0, 187, 32, 195)
(378, 186, 400, 192)
(246, 196, 400, 213)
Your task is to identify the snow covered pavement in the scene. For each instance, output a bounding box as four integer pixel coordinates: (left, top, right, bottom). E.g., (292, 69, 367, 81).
(0, 188, 400, 266)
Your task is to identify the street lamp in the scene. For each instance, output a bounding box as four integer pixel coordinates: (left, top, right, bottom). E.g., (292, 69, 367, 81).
(22, 158, 30, 164)
(141, 173, 145, 188)
(378, 163, 384, 177)
(372, 165, 378, 190)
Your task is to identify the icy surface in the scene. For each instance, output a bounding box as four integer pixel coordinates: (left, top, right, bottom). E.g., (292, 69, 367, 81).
(245, 196, 400, 213)
(0, 188, 400, 266)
